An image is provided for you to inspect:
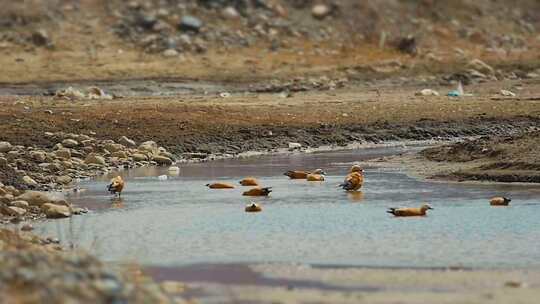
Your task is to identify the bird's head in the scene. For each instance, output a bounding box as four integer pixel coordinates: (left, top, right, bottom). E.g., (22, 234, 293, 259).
(421, 204, 433, 211)
(350, 165, 364, 174)
(313, 169, 326, 175)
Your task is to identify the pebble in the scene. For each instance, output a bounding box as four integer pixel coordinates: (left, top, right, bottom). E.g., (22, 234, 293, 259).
(179, 15, 203, 32)
(312, 4, 331, 19)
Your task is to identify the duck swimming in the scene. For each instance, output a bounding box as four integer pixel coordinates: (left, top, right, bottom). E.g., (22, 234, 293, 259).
(107, 176, 125, 197)
(245, 203, 262, 212)
(284, 170, 310, 179)
(306, 169, 326, 181)
(206, 182, 235, 189)
(490, 196, 511, 206)
(243, 187, 272, 196)
(387, 204, 433, 217)
(239, 177, 259, 186)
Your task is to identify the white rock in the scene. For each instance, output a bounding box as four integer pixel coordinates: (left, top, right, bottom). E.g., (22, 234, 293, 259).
(222, 6, 240, 19)
(288, 142, 302, 149)
(42, 203, 71, 218)
(62, 139, 79, 148)
(500, 90, 516, 97)
(312, 4, 331, 19)
(416, 89, 440, 96)
(17, 191, 55, 206)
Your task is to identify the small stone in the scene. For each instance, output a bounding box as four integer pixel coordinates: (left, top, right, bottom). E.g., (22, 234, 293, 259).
(467, 59, 494, 75)
(163, 49, 179, 57)
(31, 29, 51, 47)
(104, 143, 124, 153)
(8, 200, 29, 209)
(62, 139, 79, 148)
(138, 141, 159, 154)
(416, 89, 440, 96)
(84, 153, 106, 166)
(21, 224, 34, 231)
(112, 151, 128, 158)
(55, 149, 72, 159)
(132, 153, 148, 161)
(22, 176, 38, 187)
(500, 90, 516, 97)
(160, 280, 186, 294)
(1, 206, 26, 216)
(152, 155, 173, 165)
(312, 4, 331, 19)
(179, 15, 203, 32)
(222, 7, 240, 19)
(56, 175, 73, 185)
(288, 142, 302, 150)
(0, 141, 12, 152)
(118, 136, 136, 147)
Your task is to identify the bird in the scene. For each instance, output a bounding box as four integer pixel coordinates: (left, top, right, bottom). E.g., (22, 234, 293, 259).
(284, 170, 310, 179)
(243, 187, 272, 196)
(307, 169, 326, 181)
(245, 203, 262, 212)
(107, 176, 125, 196)
(206, 182, 235, 189)
(387, 204, 433, 217)
(490, 197, 511, 206)
(339, 171, 364, 191)
(239, 177, 259, 186)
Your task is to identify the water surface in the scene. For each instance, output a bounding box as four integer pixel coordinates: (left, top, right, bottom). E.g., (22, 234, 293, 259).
(33, 147, 540, 269)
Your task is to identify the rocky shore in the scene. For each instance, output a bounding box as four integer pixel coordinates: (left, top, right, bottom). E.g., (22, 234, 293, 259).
(0, 132, 176, 224)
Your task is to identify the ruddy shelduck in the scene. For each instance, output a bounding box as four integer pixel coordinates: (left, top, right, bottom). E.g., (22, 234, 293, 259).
(245, 203, 262, 212)
(242, 187, 272, 196)
(107, 176, 125, 196)
(284, 170, 310, 179)
(206, 182, 235, 189)
(490, 197, 511, 206)
(340, 171, 364, 191)
(306, 169, 326, 181)
(239, 177, 259, 186)
(387, 204, 433, 217)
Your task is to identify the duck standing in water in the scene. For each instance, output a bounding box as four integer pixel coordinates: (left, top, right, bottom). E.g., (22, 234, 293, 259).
(387, 204, 433, 217)
(340, 166, 364, 191)
(206, 182, 235, 189)
(490, 196, 511, 206)
(306, 169, 326, 181)
(239, 177, 259, 186)
(107, 176, 125, 197)
(243, 187, 272, 196)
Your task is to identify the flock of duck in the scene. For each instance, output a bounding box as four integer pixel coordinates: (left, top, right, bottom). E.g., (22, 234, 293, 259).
(105, 164, 512, 216)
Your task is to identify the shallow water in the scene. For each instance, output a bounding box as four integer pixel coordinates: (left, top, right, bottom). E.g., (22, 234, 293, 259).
(33, 147, 540, 269)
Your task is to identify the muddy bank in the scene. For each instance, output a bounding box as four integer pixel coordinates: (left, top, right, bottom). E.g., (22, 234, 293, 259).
(419, 130, 540, 183)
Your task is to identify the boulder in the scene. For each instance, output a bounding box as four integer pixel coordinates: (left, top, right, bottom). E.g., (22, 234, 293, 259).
(62, 139, 79, 148)
(16, 191, 55, 206)
(118, 136, 136, 147)
(152, 155, 173, 165)
(42, 203, 71, 218)
(85, 153, 106, 166)
(0, 141, 12, 152)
